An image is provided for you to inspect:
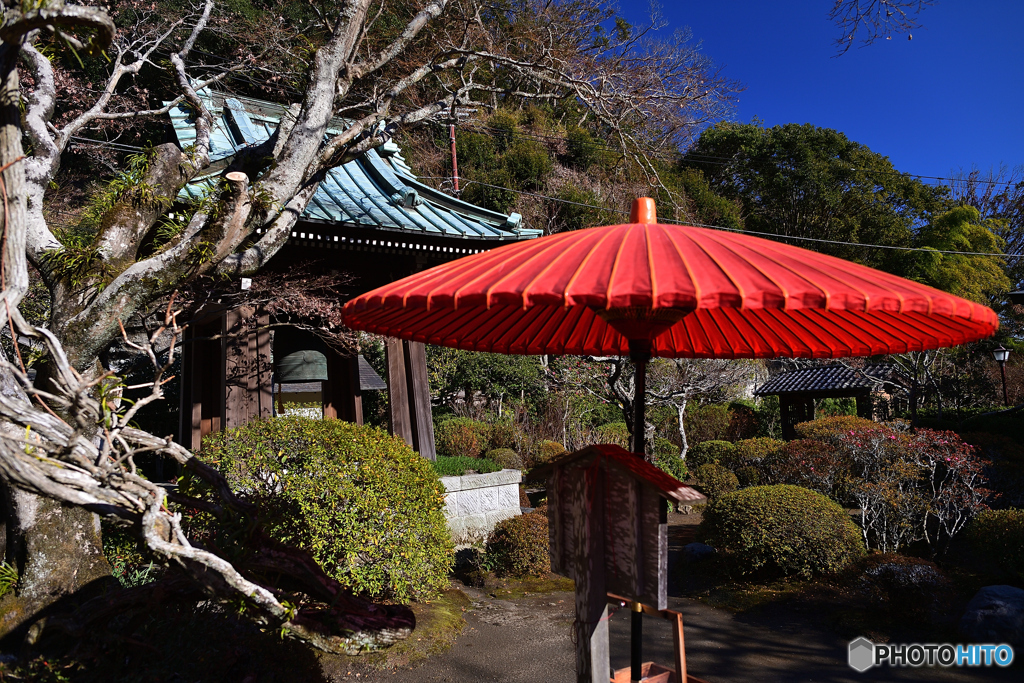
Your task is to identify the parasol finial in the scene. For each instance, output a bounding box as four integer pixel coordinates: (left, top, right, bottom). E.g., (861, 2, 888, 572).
(630, 197, 657, 224)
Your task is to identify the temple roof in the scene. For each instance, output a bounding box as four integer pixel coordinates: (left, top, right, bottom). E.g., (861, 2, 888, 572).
(754, 364, 893, 397)
(167, 92, 541, 241)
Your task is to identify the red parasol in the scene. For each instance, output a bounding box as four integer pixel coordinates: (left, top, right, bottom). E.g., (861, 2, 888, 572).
(343, 198, 999, 682)
(343, 198, 998, 452)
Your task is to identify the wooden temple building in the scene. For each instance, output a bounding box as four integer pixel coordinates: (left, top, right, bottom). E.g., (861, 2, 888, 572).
(754, 364, 893, 439)
(170, 93, 541, 458)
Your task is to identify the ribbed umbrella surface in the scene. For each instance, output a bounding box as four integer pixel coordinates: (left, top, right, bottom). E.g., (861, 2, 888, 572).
(342, 218, 998, 358)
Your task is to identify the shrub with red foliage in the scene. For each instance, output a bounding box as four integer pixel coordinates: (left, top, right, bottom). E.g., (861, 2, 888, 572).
(765, 438, 852, 499)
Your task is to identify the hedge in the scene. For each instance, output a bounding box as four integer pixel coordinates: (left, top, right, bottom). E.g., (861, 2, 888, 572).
(186, 417, 453, 601)
(697, 484, 864, 578)
(433, 455, 503, 477)
(965, 509, 1024, 581)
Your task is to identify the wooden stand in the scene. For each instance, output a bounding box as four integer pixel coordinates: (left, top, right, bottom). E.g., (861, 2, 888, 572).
(607, 594, 710, 683)
(530, 445, 706, 683)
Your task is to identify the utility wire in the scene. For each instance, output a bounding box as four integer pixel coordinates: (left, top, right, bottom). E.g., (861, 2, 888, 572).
(441, 177, 1024, 259)
(63, 136, 1022, 259)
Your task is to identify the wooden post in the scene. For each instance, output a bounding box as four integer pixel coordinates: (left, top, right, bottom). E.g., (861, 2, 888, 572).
(779, 394, 793, 440)
(569, 461, 609, 683)
(856, 394, 873, 420)
(324, 351, 362, 424)
(349, 354, 364, 425)
(224, 307, 254, 429)
(255, 312, 272, 419)
(670, 611, 687, 683)
(404, 340, 435, 460)
(385, 337, 413, 446)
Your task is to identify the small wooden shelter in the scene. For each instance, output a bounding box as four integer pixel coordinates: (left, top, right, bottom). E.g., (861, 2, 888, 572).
(531, 445, 705, 683)
(754, 364, 893, 439)
(169, 92, 540, 455)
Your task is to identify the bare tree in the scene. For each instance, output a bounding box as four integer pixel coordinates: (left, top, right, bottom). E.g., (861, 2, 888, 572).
(646, 358, 759, 460)
(0, 0, 739, 635)
(829, 0, 935, 54)
(549, 355, 756, 459)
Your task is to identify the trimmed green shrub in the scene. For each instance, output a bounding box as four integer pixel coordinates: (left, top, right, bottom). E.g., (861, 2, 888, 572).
(693, 463, 739, 500)
(727, 437, 785, 470)
(188, 417, 453, 601)
(855, 553, 949, 613)
(485, 511, 550, 577)
(965, 509, 1024, 581)
(533, 439, 567, 465)
(697, 484, 865, 578)
(596, 422, 630, 449)
(794, 415, 877, 441)
(687, 440, 734, 469)
(433, 455, 502, 477)
(435, 417, 489, 458)
(655, 453, 688, 483)
(486, 448, 523, 470)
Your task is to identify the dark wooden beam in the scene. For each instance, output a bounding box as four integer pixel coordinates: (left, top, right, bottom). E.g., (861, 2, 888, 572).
(404, 341, 435, 460)
(385, 338, 413, 447)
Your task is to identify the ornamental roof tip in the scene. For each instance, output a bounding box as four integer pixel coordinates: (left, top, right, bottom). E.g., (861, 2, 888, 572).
(166, 91, 540, 241)
(754, 363, 895, 396)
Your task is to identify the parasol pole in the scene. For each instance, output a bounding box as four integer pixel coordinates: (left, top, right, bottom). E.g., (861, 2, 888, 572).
(629, 339, 651, 457)
(627, 338, 651, 683)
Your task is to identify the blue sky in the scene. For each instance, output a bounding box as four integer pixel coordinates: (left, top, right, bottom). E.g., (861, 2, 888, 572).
(620, 1, 1023, 184)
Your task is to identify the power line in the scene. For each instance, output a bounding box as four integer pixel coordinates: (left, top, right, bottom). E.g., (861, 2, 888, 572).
(443, 177, 1023, 259)
(62, 135, 1022, 258)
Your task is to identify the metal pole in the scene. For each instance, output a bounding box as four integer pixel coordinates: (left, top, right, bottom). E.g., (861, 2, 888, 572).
(1000, 360, 1009, 406)
(631, 601, 643, 682)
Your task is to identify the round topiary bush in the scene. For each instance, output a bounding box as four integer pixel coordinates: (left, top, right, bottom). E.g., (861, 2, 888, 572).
(856, 553, 949, 613)
(687, 440, 734, 469)
(735, 464, 761, 488)
(486, 448, 523, 470)
(186, 416, 454, 601)
(485, 511, 550, 578)
(965, 509, 1024, 581)
(726, 437, 784, 470)
(697, 484, 864, 578)
(488, 420, 522, 451)
(533, 439, 567, 465)
(693, 462, 739, 500)
(435, 417, 489, 458)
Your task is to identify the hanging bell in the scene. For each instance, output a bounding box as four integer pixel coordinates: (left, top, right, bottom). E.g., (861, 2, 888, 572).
(274, 327, 329, 382)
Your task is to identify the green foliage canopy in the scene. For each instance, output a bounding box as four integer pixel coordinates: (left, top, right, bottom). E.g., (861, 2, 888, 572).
(683, 122, 947, 271)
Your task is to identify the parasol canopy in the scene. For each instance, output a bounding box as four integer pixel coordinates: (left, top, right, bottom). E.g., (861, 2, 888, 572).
(342, 199, 998, 359)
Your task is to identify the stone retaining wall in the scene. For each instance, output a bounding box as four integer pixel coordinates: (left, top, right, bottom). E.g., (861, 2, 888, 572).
(440, 469, 522, 545)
